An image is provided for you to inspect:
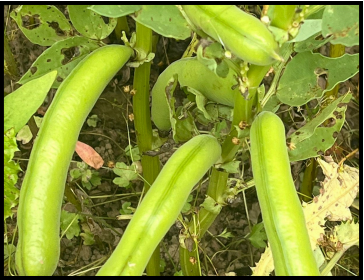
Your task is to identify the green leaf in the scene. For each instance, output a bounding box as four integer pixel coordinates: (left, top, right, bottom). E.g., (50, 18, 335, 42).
(277, 52, 359, 106)
(16, 125, 33, 144)
(125, 145, 141, 161)
(4, 244, 16, 259)
(16, 116, 43, 145)
(322, 5, 359, 47)
(181, 194, 193, 213)
(87, 114, 99, 127)
(5, 71, 57, 133)
(18, 36, 101, 88)
(211, 120, 228, 140)
(201, 196, 222, 215)
(113, 177, 131, 188)
(4, 128, 21, 220)
(289, 19, 322, 43)
(164, 75, 197, 143)
(132, 5, 191, 40)
(68, 5, 117, 40)
(113, 162, 139, 188)
(217, 228, 234, 239)
(60, 210, 81, 240)
(174, 270, 184, 276)
(70, 168, 82, 180)
(196, 41, 229, 78)
(247, 222, 267, 248)
(288, 94, 351, 162)
(80, 229, 95, 246)
(127, 50, 155, 68)
(82, 169, 93, 183)
(89, 172, 101, 187)
(218, 161, 241, 174)
(10, 5, 72, 46)
(262, 94, 281, 113)
(89, 5, 142, 17)
(186, 87, 211, 120)
(120, 202, 133, 215)
(293, 32, 331, 53)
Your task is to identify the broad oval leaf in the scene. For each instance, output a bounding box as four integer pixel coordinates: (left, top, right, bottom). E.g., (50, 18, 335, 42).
(10, 5, 72, 46)
(18, 36, 101, 88)
(132, 5, 191, 40)
(68, 5, 117, 40)
(322, 5, 359, 47)
(277, 52, 359, 106)
(89, 5, 142, 17)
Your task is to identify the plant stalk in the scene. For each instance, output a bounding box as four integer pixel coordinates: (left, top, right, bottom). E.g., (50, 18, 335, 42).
(132, 22, 161, 276)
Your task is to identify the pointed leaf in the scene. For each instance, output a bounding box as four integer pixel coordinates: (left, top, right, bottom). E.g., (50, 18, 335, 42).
(5, 71, 57, 133)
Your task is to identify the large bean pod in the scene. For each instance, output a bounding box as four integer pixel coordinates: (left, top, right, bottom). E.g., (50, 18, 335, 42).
(151, 57, 238, 131)
(15, 45, 133, 276)
(182, 5, 282, 66)
(96, 135, 221, 276)
(250, 111, 319, 276)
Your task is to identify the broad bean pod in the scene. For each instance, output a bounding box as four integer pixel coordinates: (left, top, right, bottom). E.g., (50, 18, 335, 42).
(15, 45, 133, 276)
(96, 134, 221, 276)
(250, 111, 319, 276)
(151, 57, 238, 131)
(182, 5, 282, 66)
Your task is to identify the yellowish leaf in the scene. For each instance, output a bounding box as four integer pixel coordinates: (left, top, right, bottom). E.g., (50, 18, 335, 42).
(303, 156, 359, 249)
(251, 245, 274, 276)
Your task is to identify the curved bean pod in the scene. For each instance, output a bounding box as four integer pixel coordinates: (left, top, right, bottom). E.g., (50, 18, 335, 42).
(15, 45, 133, 276)
(151, 57, 238, 131)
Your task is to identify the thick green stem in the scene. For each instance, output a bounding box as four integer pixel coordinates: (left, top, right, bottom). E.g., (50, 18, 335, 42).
(180, 168, 228, 276)
(132, 22, 161, 276)
(220, 65, 271, 163)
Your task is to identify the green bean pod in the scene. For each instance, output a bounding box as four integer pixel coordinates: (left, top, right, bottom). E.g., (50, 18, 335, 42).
(96, 135, 221, 276)
(15, 45, 133, 276)
(250, 111, 319, 276)
(182, 5, 282, 66)
(151, 57, 238, 131)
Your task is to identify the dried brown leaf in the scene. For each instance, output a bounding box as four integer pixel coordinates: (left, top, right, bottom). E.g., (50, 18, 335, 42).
(75, 141, 104, 170)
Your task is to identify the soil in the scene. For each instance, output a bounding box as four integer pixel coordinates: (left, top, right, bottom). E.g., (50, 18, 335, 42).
(4, 5, 359, 277)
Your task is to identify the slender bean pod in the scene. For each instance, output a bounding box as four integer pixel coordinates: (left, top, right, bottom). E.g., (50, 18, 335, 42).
(250, 111, 319, 276)
(15, 45, 133, 276)
(96, 135, 221, 276)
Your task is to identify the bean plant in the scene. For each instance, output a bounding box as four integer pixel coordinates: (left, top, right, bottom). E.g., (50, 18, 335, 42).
(4, 4, 359, 276)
